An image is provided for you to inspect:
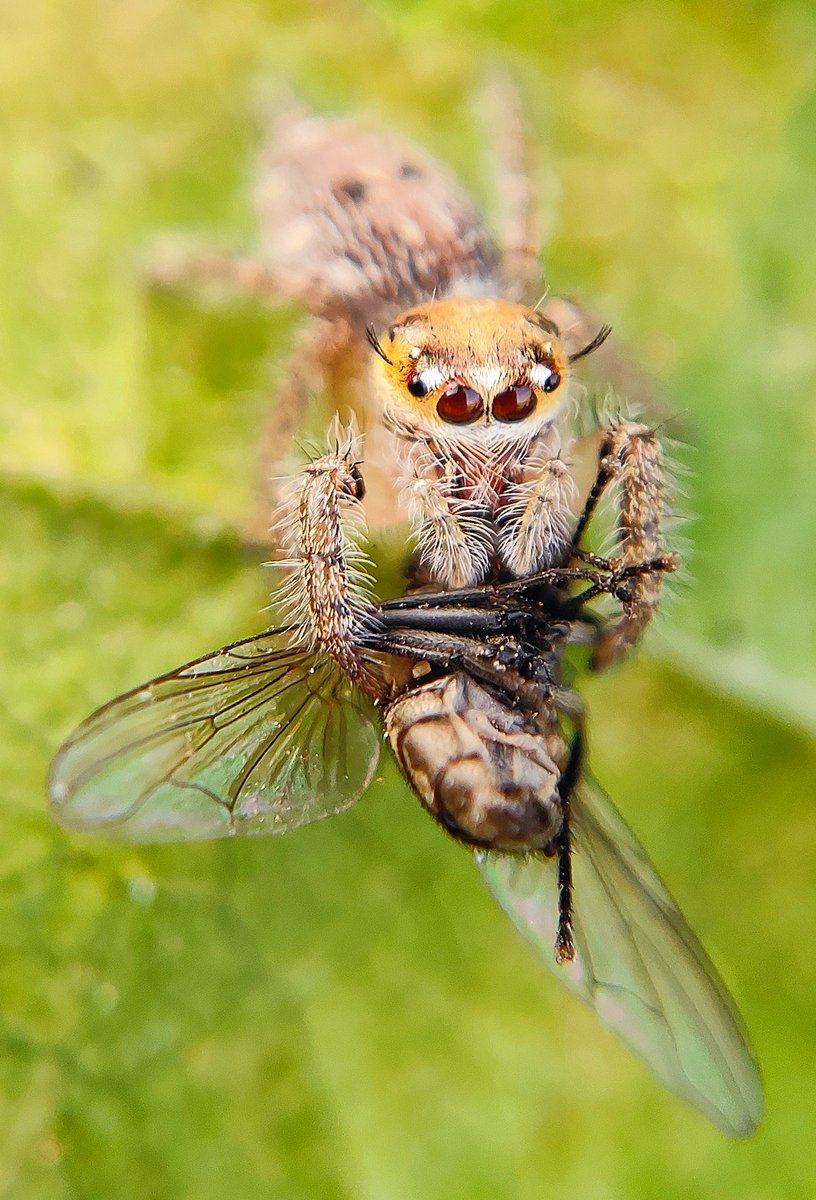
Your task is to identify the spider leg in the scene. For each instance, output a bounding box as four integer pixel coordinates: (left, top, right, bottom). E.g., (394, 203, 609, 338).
(479, 73, 542, 304)
(148, 240, 282, 303)
(578, 421, 673, 669)
(242, 316, 360, 548)
(275, 428, 379, 694)
(541, 295, 677, 428)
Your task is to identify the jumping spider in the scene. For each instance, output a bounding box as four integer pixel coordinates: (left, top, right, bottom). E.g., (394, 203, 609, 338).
(152, 90, 672, 678)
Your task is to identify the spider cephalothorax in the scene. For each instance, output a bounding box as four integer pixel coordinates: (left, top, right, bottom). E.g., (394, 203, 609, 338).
(360, 296, 612, 588)
(371, 297, 572, 440)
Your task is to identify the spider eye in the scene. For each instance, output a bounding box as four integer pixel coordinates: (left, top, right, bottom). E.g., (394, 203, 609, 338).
(542, 371, 561, 395)
(436, 384, 484, 425)
(493, 383, 537, 422)
(407, 376, 430, 398)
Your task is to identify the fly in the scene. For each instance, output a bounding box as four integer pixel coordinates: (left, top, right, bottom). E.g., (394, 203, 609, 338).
(48, 538, 761, 1138)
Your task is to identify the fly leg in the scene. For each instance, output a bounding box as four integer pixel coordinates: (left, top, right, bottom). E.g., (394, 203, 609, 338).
(554, 806, 576, 963)
(554, 726, 584, 965)
(275, 427, 379, 695)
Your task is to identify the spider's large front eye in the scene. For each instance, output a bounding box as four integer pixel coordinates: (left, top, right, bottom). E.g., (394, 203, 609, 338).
(493, 383, 537, 422)
(436, 384, 484, 424)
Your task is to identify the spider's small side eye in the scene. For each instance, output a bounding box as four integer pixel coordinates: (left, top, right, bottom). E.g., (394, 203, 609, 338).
(530, 360, 563, 395)
(339, 179, 366, 202)
(407, 376, 430, 398)
(436, 384, 484, 424)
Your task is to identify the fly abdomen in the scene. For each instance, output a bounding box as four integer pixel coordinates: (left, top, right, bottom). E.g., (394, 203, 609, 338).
(385, 673, 565, 853)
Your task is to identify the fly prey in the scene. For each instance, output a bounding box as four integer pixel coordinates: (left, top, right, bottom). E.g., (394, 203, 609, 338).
(49, 492, 761, 1138)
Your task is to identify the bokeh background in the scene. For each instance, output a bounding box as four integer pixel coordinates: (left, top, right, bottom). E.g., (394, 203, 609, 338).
(2, 1, 816, 1196)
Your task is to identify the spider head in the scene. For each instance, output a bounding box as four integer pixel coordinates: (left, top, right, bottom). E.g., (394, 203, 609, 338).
(368, 297, 589, 444)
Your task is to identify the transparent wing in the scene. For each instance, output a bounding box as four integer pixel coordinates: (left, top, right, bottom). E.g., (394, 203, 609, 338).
(49, 627, 381, 842)
(476, 778, 763, 1136)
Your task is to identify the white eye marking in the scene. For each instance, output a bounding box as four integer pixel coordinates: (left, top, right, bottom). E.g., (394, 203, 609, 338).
(530, 364, 557, 390)
(470, 367, 503, 393)
(413, 366, 445, 392)
(407, 346, 421, 360)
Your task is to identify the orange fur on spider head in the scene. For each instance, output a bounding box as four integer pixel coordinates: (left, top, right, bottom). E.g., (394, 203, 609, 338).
(369, 296, 572, 444)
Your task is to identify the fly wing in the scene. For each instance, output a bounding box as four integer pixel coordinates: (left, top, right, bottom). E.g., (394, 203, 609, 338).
(49, 627, 381, 842)
(476, 777, 763, 1137)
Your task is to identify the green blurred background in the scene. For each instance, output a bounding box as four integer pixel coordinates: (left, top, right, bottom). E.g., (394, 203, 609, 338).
(2, 0, 816, 1196)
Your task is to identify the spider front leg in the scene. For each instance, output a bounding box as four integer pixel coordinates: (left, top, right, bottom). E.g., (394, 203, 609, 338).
(573, 421, 675, 670)
(540, 297, 675, 427)
(276, 430, 379, 694)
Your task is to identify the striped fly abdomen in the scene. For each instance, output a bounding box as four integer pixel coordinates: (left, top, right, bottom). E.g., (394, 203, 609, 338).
(385, 673, 566, 853)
